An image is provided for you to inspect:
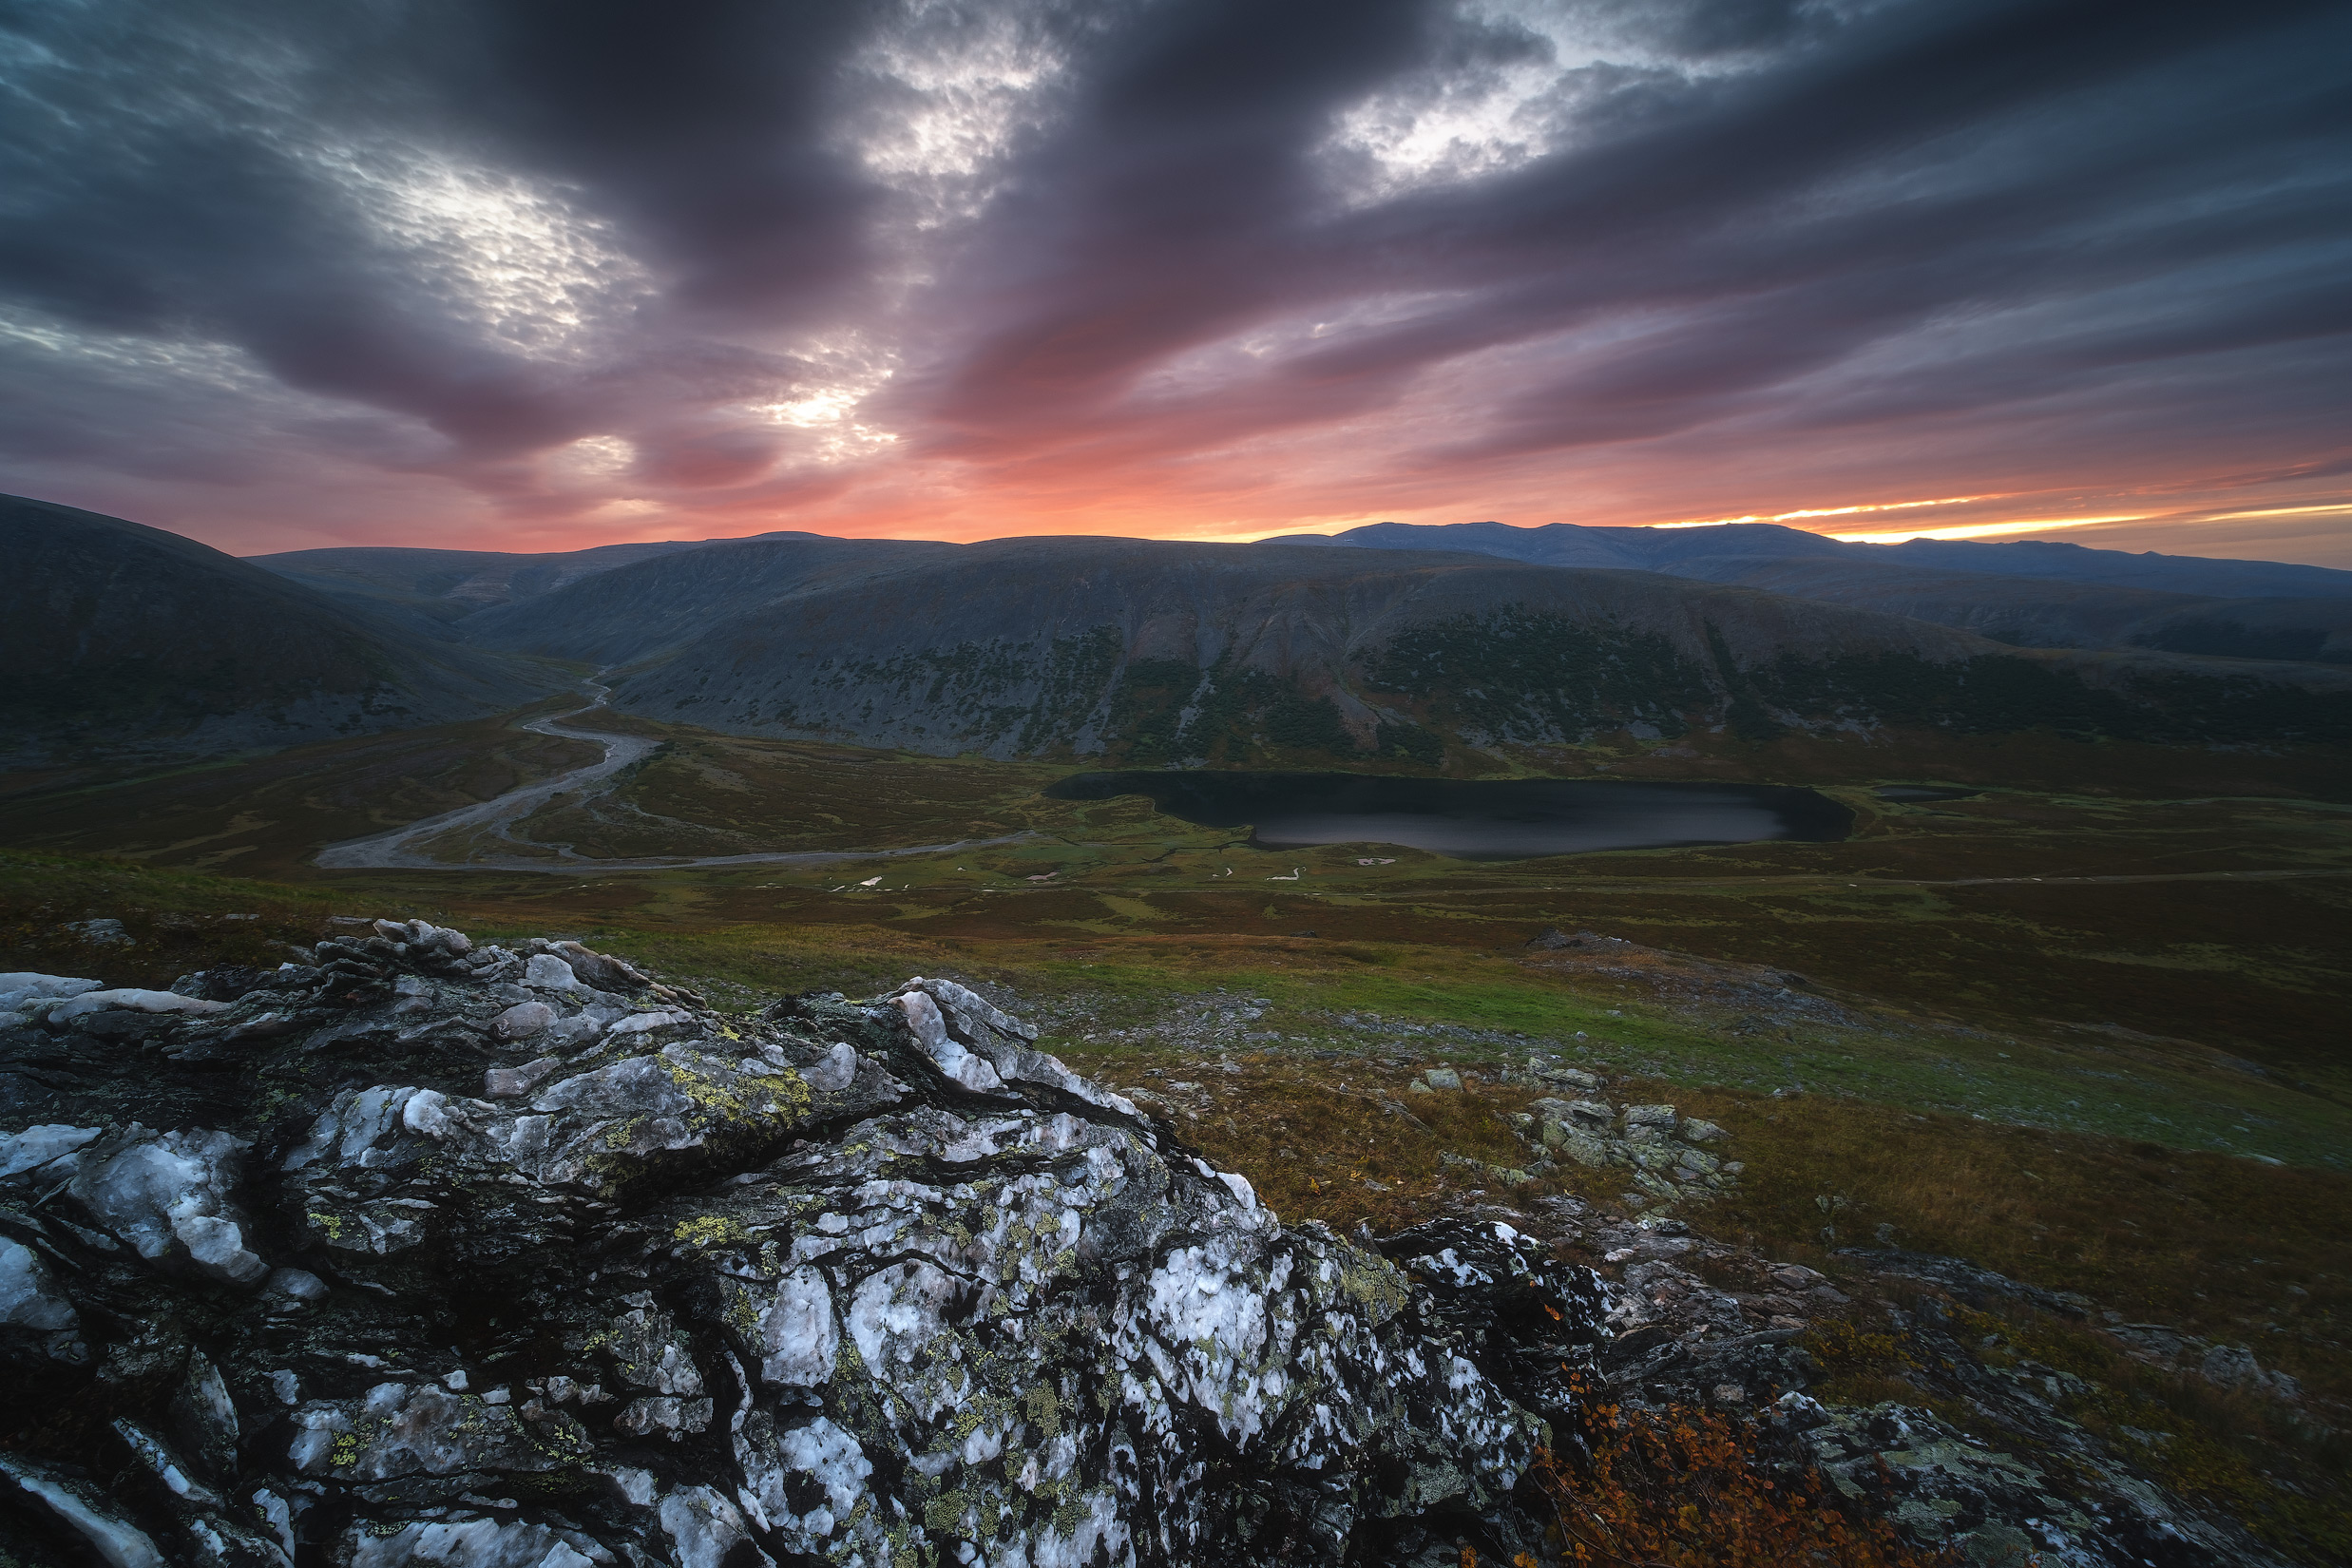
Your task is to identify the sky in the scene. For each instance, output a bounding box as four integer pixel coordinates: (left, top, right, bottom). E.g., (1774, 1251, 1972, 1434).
(3, 0, 2349, 565)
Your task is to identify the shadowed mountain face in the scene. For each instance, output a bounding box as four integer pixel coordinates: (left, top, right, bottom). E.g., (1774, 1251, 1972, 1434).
(11, 500, 2351, 774)
(250, 529, 832, 632)
(465, 535, 2352, 762)
(462, 536, 960, 666)
(1267, 523, 2352, 662)
(1, 495, 567, 766)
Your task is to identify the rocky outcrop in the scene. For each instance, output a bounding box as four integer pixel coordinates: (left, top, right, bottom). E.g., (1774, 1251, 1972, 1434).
(1518, 1091, 1737, 1208)
(1558, 1212, 2299, 1567)
(0, 923, 1611, 1567)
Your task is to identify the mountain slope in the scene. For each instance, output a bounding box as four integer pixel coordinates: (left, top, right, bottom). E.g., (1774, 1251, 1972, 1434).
(484, 535, 2350, 762)
(1267, 521, 2352, 659)
(250, 529, 832, 631)
(1269, 518, 2352, 596)
(1877, 536, 2352, 599)
(1, 494, 567, 765)
(461, 536, 960, 666)
(1656, 557, 2352, 662)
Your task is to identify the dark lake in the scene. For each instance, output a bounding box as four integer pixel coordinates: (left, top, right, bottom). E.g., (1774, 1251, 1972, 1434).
(1043, 772, 1852, 860)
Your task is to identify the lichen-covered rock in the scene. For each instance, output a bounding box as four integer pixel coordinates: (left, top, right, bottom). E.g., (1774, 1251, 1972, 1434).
(1521, 1098, 1737, 1204)
(1560, 1216, 2299, 1567)
(0, 926, 1609, 1567)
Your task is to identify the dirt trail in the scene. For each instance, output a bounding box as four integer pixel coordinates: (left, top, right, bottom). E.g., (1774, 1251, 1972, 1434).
(315, 683, 1030, 872)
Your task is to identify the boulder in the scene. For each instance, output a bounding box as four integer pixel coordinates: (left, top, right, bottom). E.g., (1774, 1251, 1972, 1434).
(0, 923, 1612, 1566)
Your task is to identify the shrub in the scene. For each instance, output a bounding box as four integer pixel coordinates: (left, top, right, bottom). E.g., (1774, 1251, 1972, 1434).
(1526, 1385, 1962, 1567)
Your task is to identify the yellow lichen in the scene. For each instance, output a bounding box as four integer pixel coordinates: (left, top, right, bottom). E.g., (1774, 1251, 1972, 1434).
(722, 1282, 764, 1336)
(659, 1055, 811, 1127)
(673, 1214, 746, 1250)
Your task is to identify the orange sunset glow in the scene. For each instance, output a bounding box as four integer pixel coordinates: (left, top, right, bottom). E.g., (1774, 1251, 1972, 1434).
(2, 0, 2345, 565)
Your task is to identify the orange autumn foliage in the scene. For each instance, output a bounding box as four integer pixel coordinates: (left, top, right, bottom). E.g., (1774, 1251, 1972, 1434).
(1526, 1393, 1970, 1568)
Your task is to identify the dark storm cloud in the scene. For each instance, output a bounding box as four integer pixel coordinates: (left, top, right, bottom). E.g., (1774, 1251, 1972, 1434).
(908, 0, 2352, 466)
(0, 0, 873, 491)
(435, 0, 880, 318)
(0, 0, 2346, 540)
(914, 0, 1498, 431)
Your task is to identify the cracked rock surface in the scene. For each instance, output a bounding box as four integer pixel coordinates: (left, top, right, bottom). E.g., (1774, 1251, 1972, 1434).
(0, 923, 1609, 1567)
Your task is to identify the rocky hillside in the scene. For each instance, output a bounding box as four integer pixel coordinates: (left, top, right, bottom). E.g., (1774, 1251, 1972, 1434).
(0, 924, 2299, 1566)
(0, 496, 567, 767)
(1267, 521, 2352, 662)
(468, 535, 2352, 763)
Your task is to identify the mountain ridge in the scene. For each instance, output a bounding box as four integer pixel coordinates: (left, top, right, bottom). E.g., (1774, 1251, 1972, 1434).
(11, 497, 2352, 774)
(1262, 520, 2352, 662)
(249, 529, 835, 632)
(1, 494, 570, 767)
(462, 534, 2352, 764)
(1263, 518, 2352, 597)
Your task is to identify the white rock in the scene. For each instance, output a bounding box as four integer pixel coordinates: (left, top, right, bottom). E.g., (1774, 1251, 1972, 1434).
(740, 1416, 870, 1553)
(266, 1268, 329, 1303)
(288, 1383, 548, 1481)
(658, 1485, 761, 1568)
(350, 1518, 594, 1568)
(252, 1488, 297, 1561)
(491, 1001, 556, 1040)
(0, 1454, 168, 1568)
(906, 975, 1040, 1042)
(524, 954, 587, 992)
(49, 988, 230, 1022)
(604, 1010, 688, 1038)
(0, 973, 104, 1002)
(0, 1236, 79, 1331)
(403, 1089, 457, 1139)
(542, 1012, 604, 1050)
(743, 1267, 838, 1389)
(0, 1123, 100, 1182)
(178, 1351, 240, 1452)
(68, 1127, 269, 1285)
(892, 991, 1003, 1091)
(484, 1057, 566, 1099)
(801, 1042, 856, 1093)
(549, 942, 647, 992)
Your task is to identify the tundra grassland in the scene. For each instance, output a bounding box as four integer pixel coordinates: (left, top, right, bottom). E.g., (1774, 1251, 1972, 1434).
(4, 710, 2349, 1556)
